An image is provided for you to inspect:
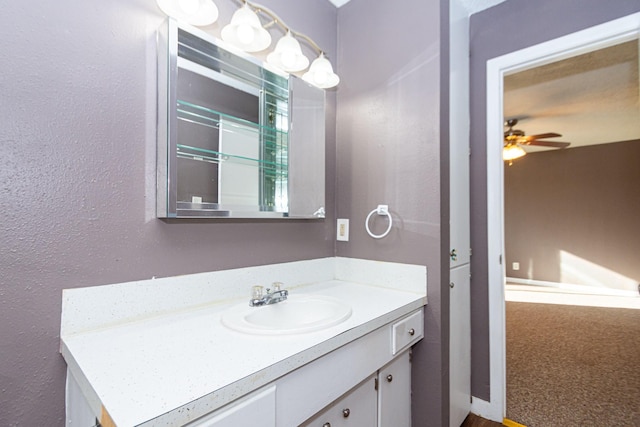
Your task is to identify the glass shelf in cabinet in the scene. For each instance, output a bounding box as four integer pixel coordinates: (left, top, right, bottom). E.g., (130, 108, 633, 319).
(176, 100, 288, 136)
(176, 144, 288, 176)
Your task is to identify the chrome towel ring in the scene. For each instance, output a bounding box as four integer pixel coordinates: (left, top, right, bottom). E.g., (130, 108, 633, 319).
(365, 205, 392, 239)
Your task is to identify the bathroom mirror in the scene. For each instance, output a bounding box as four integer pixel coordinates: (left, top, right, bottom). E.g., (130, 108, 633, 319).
(157, 19, 325, 219)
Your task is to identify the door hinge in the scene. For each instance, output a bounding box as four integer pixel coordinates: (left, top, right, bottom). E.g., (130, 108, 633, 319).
(374, 377, 379, 391)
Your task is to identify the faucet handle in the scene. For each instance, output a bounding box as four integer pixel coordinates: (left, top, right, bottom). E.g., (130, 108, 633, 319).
(251, 285, 264, 299)
(271, 282, 284, 292)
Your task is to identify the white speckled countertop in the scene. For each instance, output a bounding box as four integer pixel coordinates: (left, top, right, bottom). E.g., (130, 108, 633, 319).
(60, 258, 427, 426)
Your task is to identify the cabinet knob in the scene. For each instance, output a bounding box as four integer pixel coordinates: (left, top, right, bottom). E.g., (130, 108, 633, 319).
(386, 374, 393, 382)
(323, 423, 331, 427)
(408, 328, 415, 336)
(342, 408, 350, 418)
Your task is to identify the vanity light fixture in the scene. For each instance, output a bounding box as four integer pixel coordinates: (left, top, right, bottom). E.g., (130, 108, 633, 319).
(156, 0, 219, 26)
(156, 0, 340, 88)
(302, 53, 340, 89)
(221, 4, 272, 52)
(267, 31, 310, 72)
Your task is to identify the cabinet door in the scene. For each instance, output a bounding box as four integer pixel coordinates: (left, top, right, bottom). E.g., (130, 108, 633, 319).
(288, 76, 326, 218)
(448, 0, 471, 269)
(300, 375, 377, 427)
(185, 385, 276, 427)
(378, 350, 411, 427)
(449, 264, 471, 427)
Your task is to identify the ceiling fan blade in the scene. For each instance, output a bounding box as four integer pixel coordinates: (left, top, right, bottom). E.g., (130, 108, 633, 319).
(523, 132, 562, 140)
(525, 140, 571, 148)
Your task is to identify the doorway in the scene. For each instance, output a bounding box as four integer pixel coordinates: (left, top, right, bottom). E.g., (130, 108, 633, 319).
(484, 12, 640, 421)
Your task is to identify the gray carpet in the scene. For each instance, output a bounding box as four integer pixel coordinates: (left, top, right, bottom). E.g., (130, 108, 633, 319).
(506, 301, 640, 426)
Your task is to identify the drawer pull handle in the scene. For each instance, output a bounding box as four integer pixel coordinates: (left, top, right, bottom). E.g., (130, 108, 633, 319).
(386, 374, 393, 382)
(342, 408, 350, 418)
(409, 328, 415, 336)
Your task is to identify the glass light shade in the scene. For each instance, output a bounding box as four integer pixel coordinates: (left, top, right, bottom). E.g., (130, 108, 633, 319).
(302, 53, 340, 89)
(503, 144, 527, 161)
(221, 5, 272, 52)
(267, 32, 310, 72)
(156, 0, 218, 26)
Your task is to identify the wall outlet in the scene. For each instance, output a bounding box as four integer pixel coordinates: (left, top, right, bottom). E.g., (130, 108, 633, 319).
(337, 219, 349, 241)
(512, 262, 520, 271)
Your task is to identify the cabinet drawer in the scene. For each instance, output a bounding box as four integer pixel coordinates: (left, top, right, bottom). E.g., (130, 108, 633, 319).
(185, 385, 276, 427)
(300, 375, 377, 427)
(392, 310, 424, 355)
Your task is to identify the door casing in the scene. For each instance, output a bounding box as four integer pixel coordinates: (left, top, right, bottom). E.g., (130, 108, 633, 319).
(477, 11, 640, 421)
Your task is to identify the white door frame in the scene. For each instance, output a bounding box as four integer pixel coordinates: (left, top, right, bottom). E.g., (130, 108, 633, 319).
(481, 12, 640, 422)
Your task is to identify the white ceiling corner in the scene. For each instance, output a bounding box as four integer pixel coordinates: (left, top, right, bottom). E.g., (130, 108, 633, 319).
(328, 0, 508, 13)
(457, 0, 508, 15)
(328, 0, 351, 7)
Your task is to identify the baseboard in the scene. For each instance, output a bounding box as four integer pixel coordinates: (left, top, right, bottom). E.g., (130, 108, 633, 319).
(506, 277, 638, 297)
(503, 418, 527, 427)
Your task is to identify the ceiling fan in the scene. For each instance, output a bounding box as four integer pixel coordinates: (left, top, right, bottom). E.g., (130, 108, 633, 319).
(503, 118, 570, 165)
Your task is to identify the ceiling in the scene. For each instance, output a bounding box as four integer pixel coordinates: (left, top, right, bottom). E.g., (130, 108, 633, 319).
(504, 39, 640, 153)
(328, 0, 350, 7)
(328, 0, 507, 14)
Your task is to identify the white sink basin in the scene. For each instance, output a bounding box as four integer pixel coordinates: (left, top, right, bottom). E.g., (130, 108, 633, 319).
(221, 294, 352, 335)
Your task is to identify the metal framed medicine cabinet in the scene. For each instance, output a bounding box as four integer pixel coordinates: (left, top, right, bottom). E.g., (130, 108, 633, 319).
(157, 19, 325, 219)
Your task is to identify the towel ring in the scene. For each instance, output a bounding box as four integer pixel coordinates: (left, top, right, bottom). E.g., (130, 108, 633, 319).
(365, 205, 392, 239)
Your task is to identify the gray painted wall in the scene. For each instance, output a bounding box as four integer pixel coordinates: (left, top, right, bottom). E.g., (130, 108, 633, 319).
(469, 0, 640, 401)
(505, 141, 640, 289)
(335, 0, 448, 425)
(0, 1, 336, 424)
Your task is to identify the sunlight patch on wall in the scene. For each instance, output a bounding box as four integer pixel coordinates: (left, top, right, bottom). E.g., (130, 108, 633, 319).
(560, 250, 638, 293)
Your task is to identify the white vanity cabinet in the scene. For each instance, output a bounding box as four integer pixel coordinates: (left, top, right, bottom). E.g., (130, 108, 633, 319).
(301, 350, 412, 427)
(300, 375, 378, 427)
(378, 350, 412, 427)
(186, 310, 422, 427)
(61, 274, 426, 427)
(185, 385, 276, 427)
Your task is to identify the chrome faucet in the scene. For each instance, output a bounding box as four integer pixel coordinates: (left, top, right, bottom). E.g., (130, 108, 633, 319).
(249, 282, 288, 307)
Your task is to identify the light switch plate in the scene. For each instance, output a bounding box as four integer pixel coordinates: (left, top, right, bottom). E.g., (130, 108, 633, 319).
(337, 219, 349, 241)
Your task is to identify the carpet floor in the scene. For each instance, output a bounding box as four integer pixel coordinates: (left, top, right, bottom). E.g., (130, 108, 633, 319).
(506, 301, 640, 426)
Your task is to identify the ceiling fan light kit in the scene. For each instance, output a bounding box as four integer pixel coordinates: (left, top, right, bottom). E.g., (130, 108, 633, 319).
(503, 144, 527, 165)
(503, 118, 571, 165)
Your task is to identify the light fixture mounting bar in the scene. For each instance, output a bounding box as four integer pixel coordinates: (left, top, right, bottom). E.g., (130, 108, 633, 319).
(240, 0, 326, 56)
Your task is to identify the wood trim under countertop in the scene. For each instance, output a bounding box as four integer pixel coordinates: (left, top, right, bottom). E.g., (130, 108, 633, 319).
(100, 406, 117, 427)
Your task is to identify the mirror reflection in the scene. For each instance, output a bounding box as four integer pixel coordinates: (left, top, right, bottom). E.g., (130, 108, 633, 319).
(157, 20, 323, 219)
